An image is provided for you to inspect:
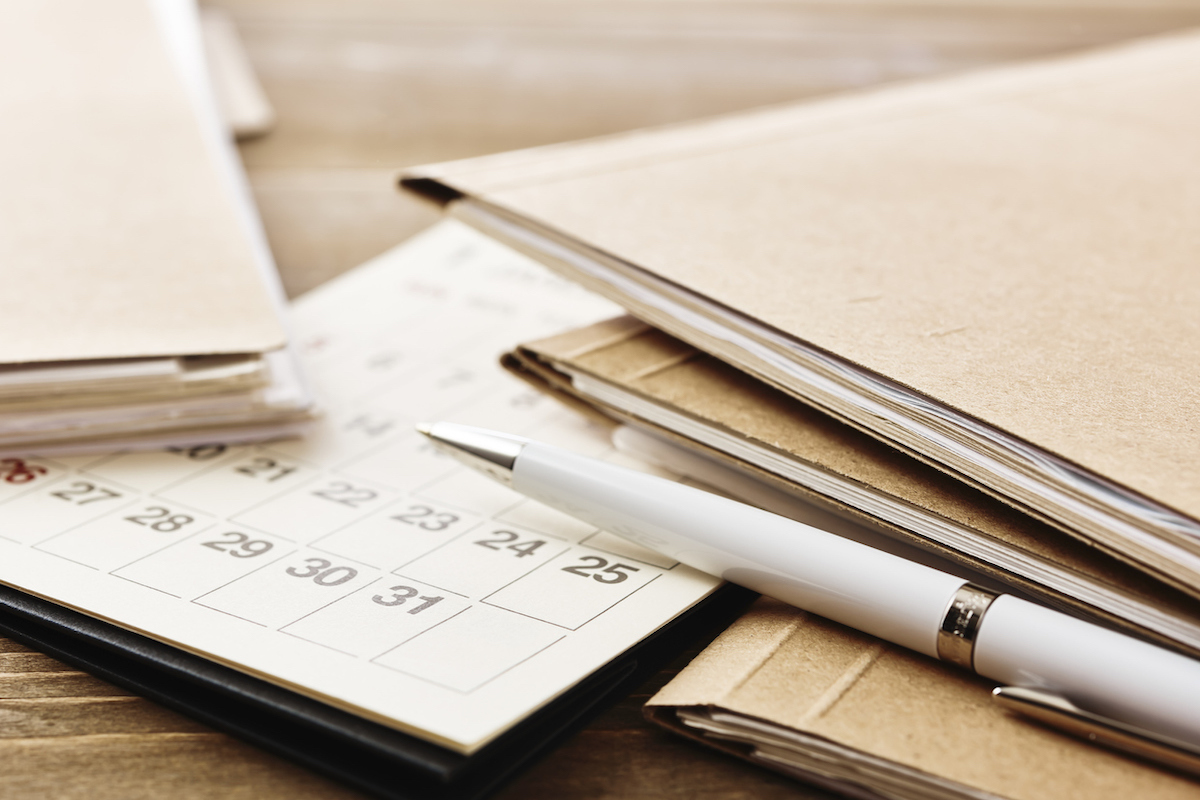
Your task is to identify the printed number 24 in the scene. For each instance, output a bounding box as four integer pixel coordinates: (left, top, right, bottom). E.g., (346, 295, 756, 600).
(474, 530, 545, 558)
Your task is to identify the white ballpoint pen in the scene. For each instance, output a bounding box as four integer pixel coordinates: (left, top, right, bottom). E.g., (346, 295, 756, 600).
(419, 421, 1200, 771)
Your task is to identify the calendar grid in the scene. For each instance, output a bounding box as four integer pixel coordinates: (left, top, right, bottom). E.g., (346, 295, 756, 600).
(2, 366, 683, 694)
(0, 222, 722, 749)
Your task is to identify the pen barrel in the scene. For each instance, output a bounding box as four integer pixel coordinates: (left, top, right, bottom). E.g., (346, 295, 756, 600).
(510, 437, 1200, 749)
(975, 595, 1200, 746)
(514, 442, 964, 658)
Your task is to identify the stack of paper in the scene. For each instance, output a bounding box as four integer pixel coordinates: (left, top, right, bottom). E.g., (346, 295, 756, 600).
(400, 28, 1200, 601)
(0, 0, 312, 454)
(400, 26, 1200, 796)
(645, 598, 1200, 800)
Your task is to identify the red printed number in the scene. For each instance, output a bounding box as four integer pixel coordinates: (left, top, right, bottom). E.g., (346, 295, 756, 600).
(0, 458, 47, 484)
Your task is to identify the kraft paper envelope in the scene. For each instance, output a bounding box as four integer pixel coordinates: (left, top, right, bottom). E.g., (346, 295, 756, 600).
(402, 29, 1200, 597)
(0, 0, 285, 364)
(644, 598, 1200, 800)
(503, 317, 1200, 659)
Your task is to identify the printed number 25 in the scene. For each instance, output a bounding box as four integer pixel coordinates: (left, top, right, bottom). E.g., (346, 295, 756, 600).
(562, 556, 639, 584)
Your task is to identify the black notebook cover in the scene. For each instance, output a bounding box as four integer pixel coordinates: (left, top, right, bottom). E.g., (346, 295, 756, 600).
(0, 583, 752, 800)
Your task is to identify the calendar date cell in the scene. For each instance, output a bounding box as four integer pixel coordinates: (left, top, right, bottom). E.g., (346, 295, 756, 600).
(416, 468, 525, 518)
(85, 446, 245, 494)
(233, 479, 398, 543)
(339, 432, 458, 494)
(0, 476, 136, 545)
(35, 503, 214, 571)
(282, 578, 467, 658)
(0, 457, 59, 502)
(311, 502, 480, 569)
(195, 551, 376, 628)
(397, 523, 568, 597)
(269, 407, 407, 464)
(581, 530, 678, 569)
(114, 530, 293, 599)
(485, 547, 661, 630)
(158, 451, 313, 518)
(373, 604, 563, 692)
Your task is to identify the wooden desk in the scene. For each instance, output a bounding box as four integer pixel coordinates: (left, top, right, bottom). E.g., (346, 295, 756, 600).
(4, 2, 1200, 797)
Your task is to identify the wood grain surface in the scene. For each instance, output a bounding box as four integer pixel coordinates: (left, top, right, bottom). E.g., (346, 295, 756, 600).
(5, 2, 1200, 798)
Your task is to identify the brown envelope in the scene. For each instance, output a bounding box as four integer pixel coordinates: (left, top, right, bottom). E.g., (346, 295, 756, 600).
(0, 0, 285, 364)
(503, 317, 1200, 659)
(402, 29, 1200, 596)
(645, 598, 1200, 800)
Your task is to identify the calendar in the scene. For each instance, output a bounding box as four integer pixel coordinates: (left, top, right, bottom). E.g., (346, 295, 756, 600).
(0, 221, 720, 753)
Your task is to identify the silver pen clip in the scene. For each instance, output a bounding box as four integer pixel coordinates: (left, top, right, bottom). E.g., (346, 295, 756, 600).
(993, 686, 1200, 778)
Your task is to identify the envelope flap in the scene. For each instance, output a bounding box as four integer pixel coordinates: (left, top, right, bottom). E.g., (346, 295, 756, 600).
(0, 0, 285, 363)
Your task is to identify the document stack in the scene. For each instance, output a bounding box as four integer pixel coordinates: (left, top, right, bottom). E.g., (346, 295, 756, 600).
(0, 0, 312, 455)
(402, 26, 1200, 799)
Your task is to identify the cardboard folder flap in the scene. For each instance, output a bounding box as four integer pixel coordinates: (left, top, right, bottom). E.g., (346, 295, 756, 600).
(646, 599, 1200, 800)
(405, 28, 1200, 526)
(405, 29, 1200, 200)
(0, 0, 286, 363)
(513, 318, 1200, 658)
(522, 320, 1096, 579)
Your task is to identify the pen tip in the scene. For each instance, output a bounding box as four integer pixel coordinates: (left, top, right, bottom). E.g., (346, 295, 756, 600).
(415, 422, 434, 437)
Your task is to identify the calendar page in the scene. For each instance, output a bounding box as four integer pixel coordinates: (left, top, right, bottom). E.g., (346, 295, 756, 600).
(0, 221, 720, 753)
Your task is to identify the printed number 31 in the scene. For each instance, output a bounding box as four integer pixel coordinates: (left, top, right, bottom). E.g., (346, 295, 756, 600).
(372, 585, 443, 614)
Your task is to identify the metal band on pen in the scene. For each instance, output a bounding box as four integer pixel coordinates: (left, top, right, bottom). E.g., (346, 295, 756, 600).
(937, 583, 998, 671)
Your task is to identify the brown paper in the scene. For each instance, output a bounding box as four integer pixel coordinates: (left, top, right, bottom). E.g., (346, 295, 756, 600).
(404, 29, 1200, 590)
(504, 317, 1200, 658)
(645, 599, 1200, 800)
(0, 0, 285, 363)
